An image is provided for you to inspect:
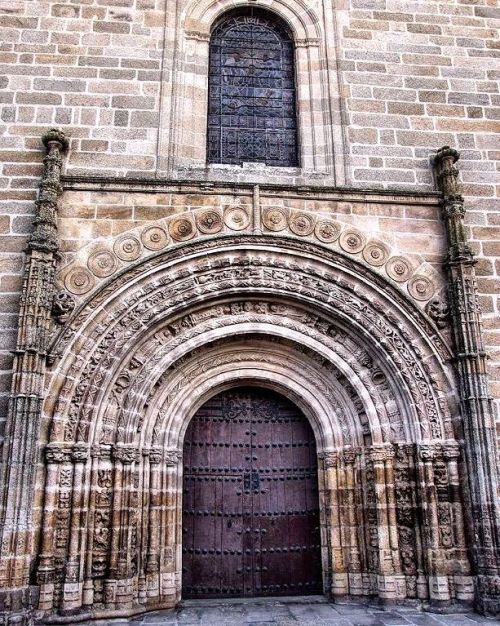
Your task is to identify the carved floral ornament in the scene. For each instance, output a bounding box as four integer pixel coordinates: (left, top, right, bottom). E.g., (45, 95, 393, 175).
(57, 206, 440, 310)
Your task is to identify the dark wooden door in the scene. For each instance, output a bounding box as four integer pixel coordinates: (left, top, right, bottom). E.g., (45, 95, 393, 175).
(182, 387, 322, 598)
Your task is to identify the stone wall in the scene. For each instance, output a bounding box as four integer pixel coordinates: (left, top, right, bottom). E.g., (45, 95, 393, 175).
(0, 1, 498, 427)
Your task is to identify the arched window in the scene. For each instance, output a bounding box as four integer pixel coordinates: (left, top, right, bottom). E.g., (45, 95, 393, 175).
(207, 8, 299, 167)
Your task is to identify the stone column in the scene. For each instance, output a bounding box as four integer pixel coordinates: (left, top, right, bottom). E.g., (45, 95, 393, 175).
(62, 444, 88, 611)
(442, 441, 474, 602)
(82, 445, 101, 608)
(341, 449, 362, 595)
(146, 447, 162, 604)
(37, 443, 72, 611)
(106, 443, 138, 609)
(434, 147, 500, 614)
(0, 129, 68, 624)
(369, 444, 405, 601)
(323, 451, 347, 597)
(159, 449, 181, 606)
(418, 442, 450, 605)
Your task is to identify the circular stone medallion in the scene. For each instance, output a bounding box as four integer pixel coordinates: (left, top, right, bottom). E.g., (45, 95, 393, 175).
(65, 267, 95, 295)
(408, 275, 435, 301)
(196, 210, 223, 234)
(114, 235, 142, 261)
(87, 250, 118, 278)
(168, 217, 195, 242)
(339, 229, 366, 254)
(362, 241, 389, 267)
(141, 226, 169, 250)
(289, 212, 315, 236)
(314, 219, 341, 243)
(262, 207, 288, 232)
(386, 256, 413, 283)
(224, 206, 250, 231)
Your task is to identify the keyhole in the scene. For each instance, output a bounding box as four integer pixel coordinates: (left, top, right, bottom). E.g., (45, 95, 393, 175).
(227, 519, 232, 529)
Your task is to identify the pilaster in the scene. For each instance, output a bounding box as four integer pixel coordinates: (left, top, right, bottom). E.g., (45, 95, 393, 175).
(434, 146, 500, 614)
(0, 129, 68, 625)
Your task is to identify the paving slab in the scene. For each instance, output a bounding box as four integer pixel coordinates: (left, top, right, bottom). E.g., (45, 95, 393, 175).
(75, 597, 500, 626)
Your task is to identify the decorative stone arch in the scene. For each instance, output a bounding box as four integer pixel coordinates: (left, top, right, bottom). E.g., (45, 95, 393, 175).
(32, 227, 476, 617)
(183, 0, 321, 41)
(158, 0, 346, 179)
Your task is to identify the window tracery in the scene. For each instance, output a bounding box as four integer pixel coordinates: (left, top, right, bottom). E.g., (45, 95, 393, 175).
(207, 9, 299, 167)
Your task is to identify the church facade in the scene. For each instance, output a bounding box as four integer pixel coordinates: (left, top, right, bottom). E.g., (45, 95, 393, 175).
(0, 0, 499, 623)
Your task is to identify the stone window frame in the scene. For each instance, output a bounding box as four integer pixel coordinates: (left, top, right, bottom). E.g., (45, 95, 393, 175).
(158, 0, 347, 184)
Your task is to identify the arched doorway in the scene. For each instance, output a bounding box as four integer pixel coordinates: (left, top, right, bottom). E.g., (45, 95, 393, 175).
(182, 386, 323, 598)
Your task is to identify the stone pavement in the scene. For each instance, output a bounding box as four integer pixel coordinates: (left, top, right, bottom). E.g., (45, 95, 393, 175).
(94, 596, 500, 626)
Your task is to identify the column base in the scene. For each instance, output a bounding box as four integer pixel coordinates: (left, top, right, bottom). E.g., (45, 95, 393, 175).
(476, 575, 500, 616)
(0, 586, 39, 626)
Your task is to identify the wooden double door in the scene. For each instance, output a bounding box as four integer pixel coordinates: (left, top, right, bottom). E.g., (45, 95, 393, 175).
(182, 387, 322, 598)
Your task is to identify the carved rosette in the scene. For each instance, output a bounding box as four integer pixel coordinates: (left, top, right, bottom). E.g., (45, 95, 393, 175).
(87, 250, 118, 278)
(64, 267, 95, 295)
(289, 211, 315, 236)
(339, 229, 366, 254)
(196, 210, 223, 234)
(363, 241, 389, 267)
(141, 225, 169, 250)
(224, 206, 250, 230)
(314, 219, 340, 243)
(408, 275, 435, 301)
(262, 207, 288, 231)
(114, 234, 142, 261)
(168, 217, 196, 241)
(386, 256, 412, 283)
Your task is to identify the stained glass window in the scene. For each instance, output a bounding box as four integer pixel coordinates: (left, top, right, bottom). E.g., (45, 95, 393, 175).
(207, 9, 299, 167)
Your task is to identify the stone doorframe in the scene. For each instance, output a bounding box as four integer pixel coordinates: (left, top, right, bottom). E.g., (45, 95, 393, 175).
(31, 233, 473, 618)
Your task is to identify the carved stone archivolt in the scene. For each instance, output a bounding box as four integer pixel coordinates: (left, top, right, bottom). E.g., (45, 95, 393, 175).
(25, 229, 474, 618)
(57, 206, 440, 310)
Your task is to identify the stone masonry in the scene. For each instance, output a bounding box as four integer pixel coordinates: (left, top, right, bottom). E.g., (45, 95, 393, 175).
(0, 1, 499, 625)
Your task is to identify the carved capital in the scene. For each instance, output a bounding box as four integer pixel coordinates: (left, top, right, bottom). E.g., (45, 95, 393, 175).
(149, 447, 163, 465)
(112, 444, 139, 464)
(369, 443, 395, 463)
(45, 442, 72, 464)
(442, 440, 460, 461)
(164, 449, 180, 466)
(71, 443, 89, 463)
(342, 449, 358, 465)
(418, 442, 440, 461)
(322, 451, 339, 468)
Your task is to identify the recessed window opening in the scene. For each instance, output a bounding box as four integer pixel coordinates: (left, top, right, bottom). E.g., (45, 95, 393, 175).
(207, 8, 299, 167)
